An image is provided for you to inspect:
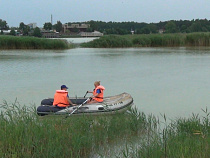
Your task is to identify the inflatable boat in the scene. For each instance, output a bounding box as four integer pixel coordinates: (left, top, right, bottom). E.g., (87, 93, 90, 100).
(37, 92, 133, 116)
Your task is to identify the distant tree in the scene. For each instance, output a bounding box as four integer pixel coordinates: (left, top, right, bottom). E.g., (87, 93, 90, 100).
(19, 22, 25, 31)
(147, 24, 158, 33)
(86, 27, 93, 32)
(202, 27, 208, 32)
(135, 29, 141, 34)
(9, 29, 16, 36)
(200, 19, 210, 31)
(33, 27, 42, 37)
(190, 21, 203, 32)
(140, 27, 150, 34)
(19, 22, 30, 35)
(88, 20, 98, 31)
(105, 28, 117, 34)
(115, 28, 128, 35)
(44, 22, 52, 30)
(185, 29, 191, 33)
(180, 25, 188, 33)
(72, 27, 79, 32)
(23, 25, 30, 35)
(54, 21, 62, 32)
(156, 21, 166, 30)
(165, 21, 178, 33)
(0, 19, 9, 30)
(51, 19, 210, 35)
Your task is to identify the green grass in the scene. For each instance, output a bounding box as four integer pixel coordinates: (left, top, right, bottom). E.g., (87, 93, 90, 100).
(0, 101, 209, 158)
(0, 35, 74, 49)
(81, 33, 210, 48)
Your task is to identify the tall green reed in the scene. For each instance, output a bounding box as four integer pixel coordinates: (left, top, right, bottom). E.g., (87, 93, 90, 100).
(0, 35, 73, 49)
(118, 108, 209, 158)
(185, 33, 210, 46)
(1, 101, 209, 158)
(81, 33, 210, 48)
(81, 35, 132, 48)
(0, 102, 148, 158)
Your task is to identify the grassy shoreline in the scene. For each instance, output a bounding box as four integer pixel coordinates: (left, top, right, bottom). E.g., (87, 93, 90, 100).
(1, 33, 210, 50)
(0, 35, 73, 49)
(0, 101, 209, 157)
(81, 32, 210, 48)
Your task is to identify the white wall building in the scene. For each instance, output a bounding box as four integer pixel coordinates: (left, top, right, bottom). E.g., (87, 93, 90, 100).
(79, 31, 103, 37)
(2, 30, 18, 35)
(27, 23, 37, 29)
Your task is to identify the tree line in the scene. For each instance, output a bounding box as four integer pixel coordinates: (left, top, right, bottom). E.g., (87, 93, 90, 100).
(1, 18, 210, 37)
(68, 19, 210, 34)
(17, 21, 62, 37)
(0, 19, 62, 37)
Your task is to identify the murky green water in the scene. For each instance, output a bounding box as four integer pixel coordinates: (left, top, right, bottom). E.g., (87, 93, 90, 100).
(0, 46, 209, 118)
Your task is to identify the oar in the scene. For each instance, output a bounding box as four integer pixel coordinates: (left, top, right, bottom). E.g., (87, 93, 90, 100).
(66, 97, 90, 117)
(84, 91, 88, 98)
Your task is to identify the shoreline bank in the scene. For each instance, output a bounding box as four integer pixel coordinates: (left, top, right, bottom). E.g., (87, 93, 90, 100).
(1, 33, 210, 50)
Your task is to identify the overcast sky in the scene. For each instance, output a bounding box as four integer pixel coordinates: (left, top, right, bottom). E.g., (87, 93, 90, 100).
(1, 0, 210, 27)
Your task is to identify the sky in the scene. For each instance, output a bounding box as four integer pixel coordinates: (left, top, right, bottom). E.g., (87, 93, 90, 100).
(1, 0, 210, 27)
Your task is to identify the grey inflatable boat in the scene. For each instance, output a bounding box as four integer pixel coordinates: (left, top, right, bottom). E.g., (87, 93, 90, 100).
(37, 92, 133, 116)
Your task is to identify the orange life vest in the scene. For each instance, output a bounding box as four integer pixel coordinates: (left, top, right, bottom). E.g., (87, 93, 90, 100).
(93, 85, 105, 102)
(53, 90, 70, 107)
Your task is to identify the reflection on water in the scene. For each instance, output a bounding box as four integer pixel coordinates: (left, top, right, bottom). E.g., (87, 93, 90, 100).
(0, 47, 210, 118)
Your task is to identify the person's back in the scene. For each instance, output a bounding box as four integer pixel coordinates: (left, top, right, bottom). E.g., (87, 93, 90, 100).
(53, 90, 69, 107)
(53, 85, 76, 108)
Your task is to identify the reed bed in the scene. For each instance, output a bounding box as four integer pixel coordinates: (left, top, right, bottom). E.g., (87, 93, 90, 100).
(81, 35, 132, 48)
(132, 34, 184, 47)
(0, 101, 209, 158)
(0, 36, 73, 49)
(185, 33, 210, 46)
(81, 33, 210, 48)
(117, 108, 209, 158)
(0, 101, 146, 158)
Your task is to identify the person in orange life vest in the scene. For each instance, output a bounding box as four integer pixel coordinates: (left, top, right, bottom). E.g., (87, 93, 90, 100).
(53, 85, 76, 108)
(88, 81, 105, 103)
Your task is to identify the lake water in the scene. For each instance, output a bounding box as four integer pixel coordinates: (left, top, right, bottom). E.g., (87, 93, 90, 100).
(0, 38, 210, 118)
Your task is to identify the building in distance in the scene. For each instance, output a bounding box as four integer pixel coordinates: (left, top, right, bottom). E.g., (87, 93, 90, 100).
(27, 23, 37, 29)
(79, 31, 103, 37)
(62, 23, 90, 33)
(41, 30, 60, 38)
